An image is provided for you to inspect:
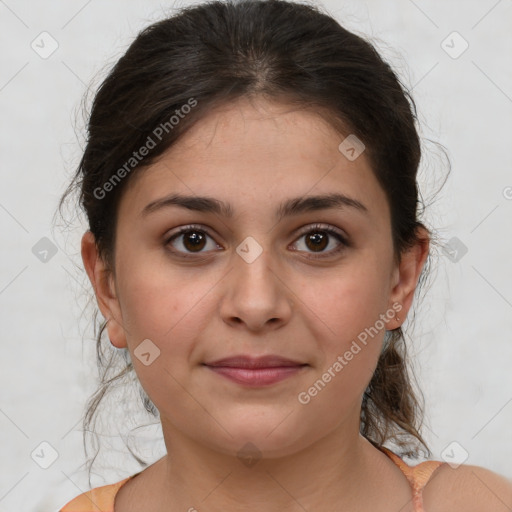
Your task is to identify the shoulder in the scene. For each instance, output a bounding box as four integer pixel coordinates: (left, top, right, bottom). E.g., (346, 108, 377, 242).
(423, 461, 512, 512)
(59, 476, 132, 512)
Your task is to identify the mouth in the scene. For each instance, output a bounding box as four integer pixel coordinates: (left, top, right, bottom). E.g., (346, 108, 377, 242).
(202, 355, 308, 386)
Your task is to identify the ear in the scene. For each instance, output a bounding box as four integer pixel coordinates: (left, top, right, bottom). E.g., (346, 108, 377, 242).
(81, 230, 128, 349)
(386, 226, 430, 330)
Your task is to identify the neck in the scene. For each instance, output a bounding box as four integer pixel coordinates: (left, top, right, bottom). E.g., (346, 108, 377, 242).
(153, 415, 379, 511)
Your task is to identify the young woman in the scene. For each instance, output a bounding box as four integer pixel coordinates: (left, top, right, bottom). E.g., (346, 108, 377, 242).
(58, 0, 512, 510)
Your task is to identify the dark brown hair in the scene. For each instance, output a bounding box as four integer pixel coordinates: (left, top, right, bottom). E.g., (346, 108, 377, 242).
(58, 0, 446, 480)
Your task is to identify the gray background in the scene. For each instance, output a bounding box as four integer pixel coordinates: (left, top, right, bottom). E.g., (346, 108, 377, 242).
(1, 0, 511, 510)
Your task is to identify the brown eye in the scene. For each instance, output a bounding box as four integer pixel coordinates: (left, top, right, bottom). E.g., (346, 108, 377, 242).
(304, 231, 329, 252)
(291, 224, 349, 258)
(181, 230, 207, 252)
(165, 223, 348, 260)
(166, 225, 220, 257)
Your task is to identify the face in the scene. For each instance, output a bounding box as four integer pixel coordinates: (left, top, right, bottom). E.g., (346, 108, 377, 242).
(83, 97, 426, 460)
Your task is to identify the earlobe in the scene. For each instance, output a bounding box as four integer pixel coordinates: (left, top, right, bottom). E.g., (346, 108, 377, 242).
(81, 231, 128, 349)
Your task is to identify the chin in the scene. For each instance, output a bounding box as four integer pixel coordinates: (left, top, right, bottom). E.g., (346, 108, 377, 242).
(202, 417, 310, 461)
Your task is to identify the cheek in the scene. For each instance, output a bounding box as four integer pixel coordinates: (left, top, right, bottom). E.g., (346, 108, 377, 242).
(114, 260, 220, 415)
(117, 243, 207, 327)
(292, 253, 393, 406)
(295, 271, 388, 419)
(298, 254, 391, 342)
(115, 251, 222, 373)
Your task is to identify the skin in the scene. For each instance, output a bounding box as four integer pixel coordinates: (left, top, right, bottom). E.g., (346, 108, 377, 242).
(82, 96, 443, 511)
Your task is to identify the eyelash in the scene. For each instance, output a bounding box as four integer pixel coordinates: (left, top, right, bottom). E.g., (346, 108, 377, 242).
(165, 224, 350, 260)
(164, 223, 349, 260)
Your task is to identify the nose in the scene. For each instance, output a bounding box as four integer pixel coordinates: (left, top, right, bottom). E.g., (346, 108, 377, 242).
(219, 243, 293, 332)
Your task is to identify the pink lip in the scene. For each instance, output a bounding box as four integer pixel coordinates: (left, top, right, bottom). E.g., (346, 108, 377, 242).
(203, 355, 308, 386)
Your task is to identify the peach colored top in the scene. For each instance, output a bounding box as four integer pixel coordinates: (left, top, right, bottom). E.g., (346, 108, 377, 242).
(59, 446, 445, 511)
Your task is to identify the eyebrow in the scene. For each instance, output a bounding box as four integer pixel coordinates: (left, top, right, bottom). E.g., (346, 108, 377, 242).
(140, 192, 369, 221)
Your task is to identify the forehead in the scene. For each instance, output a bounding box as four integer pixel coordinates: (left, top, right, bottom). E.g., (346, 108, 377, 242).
(119, 98, 390, 223)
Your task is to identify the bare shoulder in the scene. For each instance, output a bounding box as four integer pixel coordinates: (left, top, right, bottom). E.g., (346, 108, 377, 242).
(423, 461, 512, 512)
